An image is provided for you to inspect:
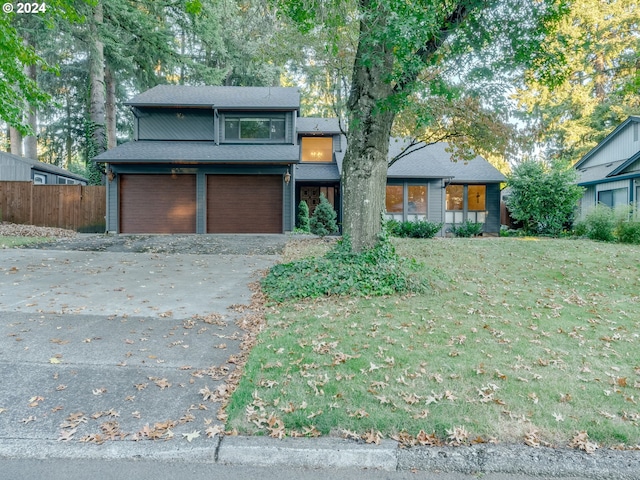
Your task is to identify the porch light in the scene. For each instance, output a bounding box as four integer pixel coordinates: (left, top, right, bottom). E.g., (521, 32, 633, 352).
(107, 169, 115, 182)
(284, 169, 291, 185)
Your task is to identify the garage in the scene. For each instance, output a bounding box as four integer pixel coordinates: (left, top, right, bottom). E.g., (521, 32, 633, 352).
(207, 175, 282, 233)
(119, 174, 197, 233)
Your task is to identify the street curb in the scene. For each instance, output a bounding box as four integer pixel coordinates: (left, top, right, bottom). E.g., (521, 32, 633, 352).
(397, 444, 640, 480)
(217, 436, 398, 470)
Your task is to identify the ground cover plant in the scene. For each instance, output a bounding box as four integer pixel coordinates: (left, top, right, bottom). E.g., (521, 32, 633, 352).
(226, 238, 640, 450)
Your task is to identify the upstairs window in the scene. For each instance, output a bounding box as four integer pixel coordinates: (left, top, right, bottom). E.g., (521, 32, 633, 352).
(301, 137, 333, 162)
(224, 115, 285, 142)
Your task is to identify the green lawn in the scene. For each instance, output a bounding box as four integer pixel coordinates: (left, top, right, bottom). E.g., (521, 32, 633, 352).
(226, 238, 640, 449)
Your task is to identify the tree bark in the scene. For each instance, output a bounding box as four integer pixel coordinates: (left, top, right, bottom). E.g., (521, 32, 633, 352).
(341, 8, 396, 252)
(23, 61, 38, 160)
(105, 62, 117, 150)
(9, 128, 22, 156)
(89, 2, 106, 158)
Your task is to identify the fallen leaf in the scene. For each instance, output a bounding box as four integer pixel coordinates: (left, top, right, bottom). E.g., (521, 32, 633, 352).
(49, 358, 61, 364)
(205, 424, 224, 438)
(182, 430, 200, 442)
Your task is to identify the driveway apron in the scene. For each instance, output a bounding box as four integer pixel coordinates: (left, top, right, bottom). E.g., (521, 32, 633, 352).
(0, 238, 283, 457)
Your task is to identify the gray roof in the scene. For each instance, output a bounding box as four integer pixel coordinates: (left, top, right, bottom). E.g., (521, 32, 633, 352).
(576, 159, 627, 185)
(387, 140, 506, 182)
(297, 117, 341, 134)
(294, 163, 340, 181)
(94, 141, 300, 164)
(0, 151, 88, 182)
(126, 85, 300, 110)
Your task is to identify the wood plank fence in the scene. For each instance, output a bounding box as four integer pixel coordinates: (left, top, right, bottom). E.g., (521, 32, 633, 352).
(0, 181, 106, 232)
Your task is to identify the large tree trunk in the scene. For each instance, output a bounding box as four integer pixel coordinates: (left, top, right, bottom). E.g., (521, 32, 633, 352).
(23, 61, 38, 160)
(89, 2, 106, 158)
(341, 10, 396, 252)
(9, 128, 22, 156)
(105, 62, 117, 150)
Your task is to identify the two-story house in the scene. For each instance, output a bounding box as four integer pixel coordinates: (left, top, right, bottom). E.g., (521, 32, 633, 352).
(95, 85, 505, 235)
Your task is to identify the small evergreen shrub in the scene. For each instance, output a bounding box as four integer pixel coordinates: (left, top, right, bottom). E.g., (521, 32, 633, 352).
(615, 221, 640, 244)
(262, 234, 427, 302)
(309, 194, 338, 237)
(296, 200, 310, 232)
(385, 219, 442, 238)
(449, 220, 484, 238)
(584, 205, 615, 242)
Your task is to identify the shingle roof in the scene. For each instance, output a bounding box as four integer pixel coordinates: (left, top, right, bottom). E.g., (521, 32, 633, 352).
(576, 159, 627, 185)
(294, 163, 340, 181)
(0, 151, 88, 182)
(387, 139, 506, 182)
(94, 141, 300, 164)
(297, 117, 341, 134)
(126, 85, 301, 110)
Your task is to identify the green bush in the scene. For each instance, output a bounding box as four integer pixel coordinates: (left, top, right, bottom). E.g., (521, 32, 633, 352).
(296, 200, 310, 232)
(584, 205, 615, 242)
(262, 234, 427, 302)
(615, 221, 640, 244)
(505, 160, 584, 236)
(449, 220, 484, 237)
(309, 194, 338, 237)
(385, 219, 442, 238)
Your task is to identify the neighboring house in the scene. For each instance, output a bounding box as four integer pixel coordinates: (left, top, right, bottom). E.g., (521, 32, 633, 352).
(0, 151, 88, 185)
(574, 116, 640, 218)
(94, 85, 505, 235)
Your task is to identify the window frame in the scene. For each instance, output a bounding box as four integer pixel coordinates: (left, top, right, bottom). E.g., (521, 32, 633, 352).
(221, 113, 287, 143)
(384, 181, 428, 221)
(445, 184, 488, 224)
(597, 187, 627, 209)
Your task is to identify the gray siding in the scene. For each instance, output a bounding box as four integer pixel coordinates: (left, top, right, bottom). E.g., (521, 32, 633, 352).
(581, 122, 640, 168)
(0, 156, 30, 181)
(138, 108, 215, 141)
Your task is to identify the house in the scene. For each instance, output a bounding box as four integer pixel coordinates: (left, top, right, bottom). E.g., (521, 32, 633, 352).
(0, 151, 88, 185)
(94, 85, 505, 235)
(574, 116, 640, 218)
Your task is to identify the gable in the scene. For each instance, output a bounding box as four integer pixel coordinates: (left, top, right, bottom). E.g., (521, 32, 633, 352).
(574, 116, 640, 170)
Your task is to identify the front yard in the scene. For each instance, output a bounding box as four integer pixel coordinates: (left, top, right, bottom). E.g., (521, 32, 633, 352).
(226, 237, 640, 450)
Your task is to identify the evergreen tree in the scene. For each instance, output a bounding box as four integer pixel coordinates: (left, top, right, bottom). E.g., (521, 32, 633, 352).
(297, 200, 310, 232)
(310, 194, 338, 237)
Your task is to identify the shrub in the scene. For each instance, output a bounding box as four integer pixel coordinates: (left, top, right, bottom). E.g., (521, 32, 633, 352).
(449, 220, 484, 237)
(385, 219, 442, 238)
(262, 234, 427, 302)
(584, 205, 615, 242)
(309, 194, 338, 237)
(296, 200, 310, 232)
(615, 221, 640, 244)
(505, 160, 584, 236)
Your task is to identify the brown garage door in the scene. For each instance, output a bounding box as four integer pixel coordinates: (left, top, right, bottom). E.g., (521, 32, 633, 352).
(207, 175, 282, 233)
(120, 174, 196, 233)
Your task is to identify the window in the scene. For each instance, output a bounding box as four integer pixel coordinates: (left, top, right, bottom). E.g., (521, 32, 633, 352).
(301, 137, 333, 162)
(597, 187, 627, 208)
(33, 173, 46, 184)
(385, 183, 427, 221)
(468, 185, 486, 211)
(446, 184, 488, 224)
(58, 177, 79, 185)
(223, 115, 285, 141)
(446, 185, 463, 210)
(407, 185, 427, 214)
(385, 185, 404, 214)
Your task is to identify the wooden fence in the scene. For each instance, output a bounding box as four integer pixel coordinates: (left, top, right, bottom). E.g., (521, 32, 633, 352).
(0, 181, 106, 232)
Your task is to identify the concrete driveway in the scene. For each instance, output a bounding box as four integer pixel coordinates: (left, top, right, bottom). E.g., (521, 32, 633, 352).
(0, 241, 282, 458)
